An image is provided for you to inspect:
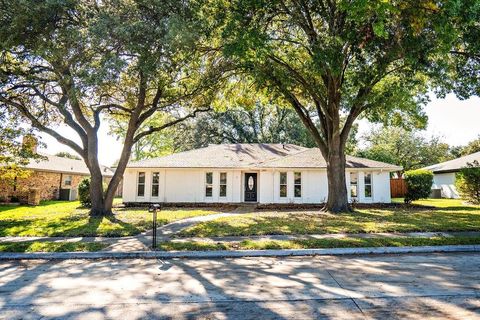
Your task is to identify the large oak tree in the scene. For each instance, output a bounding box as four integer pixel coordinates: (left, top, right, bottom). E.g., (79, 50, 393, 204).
(0, 0, 228, 215)
(217, 0, 453, 212)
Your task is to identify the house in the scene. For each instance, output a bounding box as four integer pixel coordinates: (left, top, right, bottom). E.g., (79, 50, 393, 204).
(423, 151, 480, 198)
(122, 144, 401, 205)
(0, 153, 115, 202)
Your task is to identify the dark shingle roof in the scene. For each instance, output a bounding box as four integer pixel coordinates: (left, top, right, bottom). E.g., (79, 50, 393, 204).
(24, 153, 114, 177)
(127, 144, 401, 170)
(259, 148, 402, 170)
(127, 144, 307, 168)
(423, 151, 480, 173)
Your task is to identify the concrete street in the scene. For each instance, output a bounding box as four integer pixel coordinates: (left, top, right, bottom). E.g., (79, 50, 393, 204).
(0, 253, 479, 319)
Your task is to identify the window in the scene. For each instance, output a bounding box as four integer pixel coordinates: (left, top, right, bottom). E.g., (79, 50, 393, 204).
(219, 172, 227, 197)
(205, 172, 213, 197)
(137, 172, 145, 197)
(350, 172, 358, 198)
(152, 172, 159, 197)
(279, 172, 287, 198)
(64, 175, 72, 186)
(294, 172, 302, 197)
(364, 173, 372, 198)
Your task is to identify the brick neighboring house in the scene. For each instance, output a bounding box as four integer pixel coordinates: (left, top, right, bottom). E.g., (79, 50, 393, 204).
(0, 154, 116, 203)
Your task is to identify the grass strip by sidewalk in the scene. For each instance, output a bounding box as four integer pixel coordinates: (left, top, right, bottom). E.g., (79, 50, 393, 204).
(0, 241, 108, 252)
(157, 236, 480, 251)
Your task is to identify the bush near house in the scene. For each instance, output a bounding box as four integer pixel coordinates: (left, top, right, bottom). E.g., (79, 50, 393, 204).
(456, 161, 480, 204)
(404, 169, 434, 204)
(78, 177, 107, 208)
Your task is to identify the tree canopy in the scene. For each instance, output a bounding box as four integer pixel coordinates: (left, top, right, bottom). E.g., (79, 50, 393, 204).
(213, 0, 455, 211)
(0, 0, 229, 215)
(356, 126, 452, 172)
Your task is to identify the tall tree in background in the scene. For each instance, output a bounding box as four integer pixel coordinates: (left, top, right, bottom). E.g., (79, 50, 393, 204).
(0, 0, 227, 215)
(218, 0, 450, 212)
(357, 127, 452, 172)
(0, 107, 42, 180)
(118, 102, 359, 160)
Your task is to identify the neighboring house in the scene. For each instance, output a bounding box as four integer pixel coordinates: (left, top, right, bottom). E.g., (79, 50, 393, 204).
(423, 151, 480, 198)
(123, 144, 401, 205)
(0, 153, 115, 202)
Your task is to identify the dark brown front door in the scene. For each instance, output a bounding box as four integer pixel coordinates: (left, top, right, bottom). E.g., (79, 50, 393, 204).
(244, 173, 257, 202)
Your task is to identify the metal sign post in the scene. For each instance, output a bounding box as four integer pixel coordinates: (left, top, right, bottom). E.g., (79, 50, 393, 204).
(149, 204, 160, 249)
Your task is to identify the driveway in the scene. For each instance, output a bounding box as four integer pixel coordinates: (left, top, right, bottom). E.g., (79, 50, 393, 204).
(0, 252, 479, 319)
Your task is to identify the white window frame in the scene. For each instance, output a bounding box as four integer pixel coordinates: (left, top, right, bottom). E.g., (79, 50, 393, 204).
(279, 172, 287, 198)
(294, 172, 302, 198)
(151, 172, 160, 197)
(64, 175, 72, 186)
(219, 172, 227, 197)
(205, 172, 213, 198)
(364, 173, 372, 198)
(137, 172, 146, 197)
(350, 172, 358, 198)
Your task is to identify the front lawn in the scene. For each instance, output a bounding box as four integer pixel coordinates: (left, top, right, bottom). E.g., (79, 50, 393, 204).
(0, 241, 107, 252)
(0, 201, 220, 237)
(179, 199, 480, 237)
(158, 236, 480, 251)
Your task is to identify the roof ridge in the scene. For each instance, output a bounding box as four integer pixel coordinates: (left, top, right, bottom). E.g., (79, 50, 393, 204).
(257, 147, 314, 166)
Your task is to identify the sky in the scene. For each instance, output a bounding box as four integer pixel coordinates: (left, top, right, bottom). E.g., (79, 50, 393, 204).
(37, 93, 480, 167)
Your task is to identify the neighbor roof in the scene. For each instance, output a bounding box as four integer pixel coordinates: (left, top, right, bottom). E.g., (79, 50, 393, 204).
(423, 151, 480, 173)
(127, 144, 401, 170)
(24, 153, 114, 177)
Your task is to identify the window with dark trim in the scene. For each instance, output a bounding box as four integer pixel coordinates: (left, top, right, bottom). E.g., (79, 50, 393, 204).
(279, 172, 287, 198)
(219, 172, 227, 197)
(205, 172, 213, 197)
(294, 172, 301, 197)
(137, 172, 145, 197)
(364, 173, 372, 198)
(152, 172, 159, 197)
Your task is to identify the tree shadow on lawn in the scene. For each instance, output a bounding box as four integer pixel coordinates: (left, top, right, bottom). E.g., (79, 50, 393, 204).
(0, 212, 146, 237)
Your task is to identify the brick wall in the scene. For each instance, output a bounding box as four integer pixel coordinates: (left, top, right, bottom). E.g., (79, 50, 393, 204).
(0, 170, 88, 202)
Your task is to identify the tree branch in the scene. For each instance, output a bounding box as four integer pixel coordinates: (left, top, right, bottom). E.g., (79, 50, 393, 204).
(133, 107, 211, 143)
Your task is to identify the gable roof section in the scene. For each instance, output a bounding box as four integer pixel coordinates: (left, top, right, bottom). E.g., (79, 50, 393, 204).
(423, 151, 480, 173)
(127, 143, 401, 170)
(127, 144, 307, 168)
(259, 148, 402, 170)
(24, 153, 114, 177)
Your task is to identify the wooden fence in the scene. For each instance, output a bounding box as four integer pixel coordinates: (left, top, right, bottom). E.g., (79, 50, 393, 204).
(390, 178, 407, 198)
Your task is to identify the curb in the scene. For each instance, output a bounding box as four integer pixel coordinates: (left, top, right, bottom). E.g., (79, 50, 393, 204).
(0, 245, 479, 260)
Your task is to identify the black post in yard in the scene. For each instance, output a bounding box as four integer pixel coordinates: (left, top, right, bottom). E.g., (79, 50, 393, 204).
(149, 204, 160, 249)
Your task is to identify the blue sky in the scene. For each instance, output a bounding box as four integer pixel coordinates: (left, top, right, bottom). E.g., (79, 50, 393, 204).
(38, 93, 480, 166)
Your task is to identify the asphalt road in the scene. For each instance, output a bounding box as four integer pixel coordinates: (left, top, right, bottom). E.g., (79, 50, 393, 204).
(0, 253, 479, 319)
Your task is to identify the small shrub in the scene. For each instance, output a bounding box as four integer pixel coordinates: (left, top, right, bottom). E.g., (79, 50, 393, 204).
(404, 169, 433, 203)
(456, 161, 480, 204)
(78, 178, 92, 207)
(78, 178, 108, 208)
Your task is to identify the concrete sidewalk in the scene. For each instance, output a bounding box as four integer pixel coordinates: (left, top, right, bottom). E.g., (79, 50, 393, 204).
(1, 231, 479, 252)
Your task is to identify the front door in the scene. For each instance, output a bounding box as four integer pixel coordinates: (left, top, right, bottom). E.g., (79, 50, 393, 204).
(244, 173, 257, 202)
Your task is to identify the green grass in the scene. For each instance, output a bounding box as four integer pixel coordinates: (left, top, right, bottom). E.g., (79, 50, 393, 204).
(158, 236, 480, 251)
(0, 241, 107, 252)
(0, 201, 219, 237)
(179, 199, 480, 237)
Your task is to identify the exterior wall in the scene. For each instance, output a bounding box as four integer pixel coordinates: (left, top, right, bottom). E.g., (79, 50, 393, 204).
(0, 170, 89, 202)
(123, 168, 241, 203)
(123, 167, 393, 204)
(432, 172, 459, 198)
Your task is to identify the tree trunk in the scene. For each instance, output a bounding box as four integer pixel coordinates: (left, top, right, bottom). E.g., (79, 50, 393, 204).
(89, 170, 107, 216)
(323, 142, 350, 213)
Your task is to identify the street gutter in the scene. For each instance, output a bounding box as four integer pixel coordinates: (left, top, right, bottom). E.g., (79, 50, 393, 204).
(0, 244, 479, 260)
